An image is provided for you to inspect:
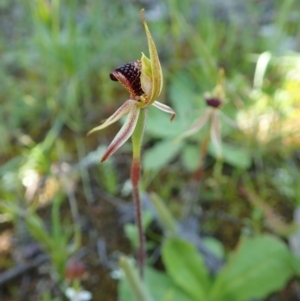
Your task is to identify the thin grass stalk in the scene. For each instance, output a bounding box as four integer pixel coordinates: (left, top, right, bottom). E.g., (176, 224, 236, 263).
(170, 2, 218, 84)
(119, 256, 154, 301)
(131, 108, 147, 278)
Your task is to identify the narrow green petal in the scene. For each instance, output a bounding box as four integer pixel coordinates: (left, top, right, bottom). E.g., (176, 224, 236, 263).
(177, 110, 211, 140)
(140, 9, 163, 104)
(87, 99, 135, 136)
(101, 105, 140, 162)
(140, 53, 152, 96)
(152, 101, 176, 121)
(119, 256, 154, 301)
(219, 111, 239, 129)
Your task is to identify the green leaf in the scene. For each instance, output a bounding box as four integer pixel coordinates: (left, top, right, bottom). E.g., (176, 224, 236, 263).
(182, 145, 200, 172)
(209, 142, 251, 169)
(150, 193, 178, 237)
(119, 257, 154, 301)
(162, 237, 211, 300)
(210, 235, 294, 301)
(119, 265, 194, 301)
(147, 106, 186, 138)
(0, 156, 22, 177)
(143, 140, 182, 171)
(25, 214, 52, 251)
(202, 237, 225, 260)
(169, 73, 201, 119)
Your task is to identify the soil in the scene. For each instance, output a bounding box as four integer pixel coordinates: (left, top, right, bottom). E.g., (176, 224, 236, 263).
(0, 175, 132, 301)
(0, 165, 299, 301)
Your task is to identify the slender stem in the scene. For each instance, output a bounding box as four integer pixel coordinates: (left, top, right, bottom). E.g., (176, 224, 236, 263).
(193, 131, 210, 183)
(183, 131, 210, 218)
(131, 108, 147, 278)
(131, 157, 145, 278)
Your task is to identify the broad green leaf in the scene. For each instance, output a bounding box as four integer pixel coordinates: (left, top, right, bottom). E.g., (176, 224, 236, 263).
(119, 257, 154, 301)
(293, 256, 300, 278)
(210, 235, 294, 301)
(209, 142, 251, 169)
(143, 140, 182, 171)
(202, 237, 225, 260)
(119, 265, 194, 301)
(162, 237, 211, 300)
(182, 145, 200, 171)
(169, 73, 201, 119)
(147, 106, 186, 138)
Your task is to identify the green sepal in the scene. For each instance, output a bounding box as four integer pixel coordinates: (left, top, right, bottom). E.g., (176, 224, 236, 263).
(141, 52, 152, 96)
(141, 9, 163, 105)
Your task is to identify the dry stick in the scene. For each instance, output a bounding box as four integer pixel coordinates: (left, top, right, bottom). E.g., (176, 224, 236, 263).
(0, 254, 48, 287)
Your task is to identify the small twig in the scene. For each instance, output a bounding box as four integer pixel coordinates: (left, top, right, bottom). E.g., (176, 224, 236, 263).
(0, 254, 48, 287)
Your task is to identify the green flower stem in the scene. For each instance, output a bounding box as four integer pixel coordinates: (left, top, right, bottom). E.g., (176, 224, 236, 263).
(131, 108, 147, 278)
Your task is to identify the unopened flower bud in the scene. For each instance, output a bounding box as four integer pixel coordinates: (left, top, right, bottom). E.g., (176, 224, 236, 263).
(205, 97, 222, 108)
(65, 259, 86, 281)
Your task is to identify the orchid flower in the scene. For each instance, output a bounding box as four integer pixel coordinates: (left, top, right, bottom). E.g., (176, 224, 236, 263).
(179, 72, 237, 160)
(178, 73, 238, 217)
(88, 9, 176, 278)
(88, 10, 175, 163)
(180, 97, 224, 158)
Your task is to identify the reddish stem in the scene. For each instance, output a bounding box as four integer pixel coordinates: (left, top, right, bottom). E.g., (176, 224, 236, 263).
(184, 133, 210, 218)
(131, 157, 146, 278)
(193, 133, 210, 183)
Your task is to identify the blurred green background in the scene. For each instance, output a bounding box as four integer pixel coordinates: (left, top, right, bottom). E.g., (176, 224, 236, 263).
(0, 0, 300, 300)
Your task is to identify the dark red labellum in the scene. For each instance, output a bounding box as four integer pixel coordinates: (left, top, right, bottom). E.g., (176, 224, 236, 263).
(109, 61, 144, 99)
(110, 73, 118, 81)
(205, 97, 222, 108)
(65, 259, 86, 280)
